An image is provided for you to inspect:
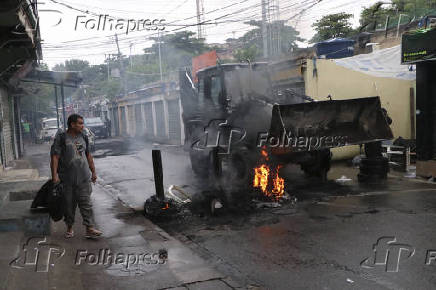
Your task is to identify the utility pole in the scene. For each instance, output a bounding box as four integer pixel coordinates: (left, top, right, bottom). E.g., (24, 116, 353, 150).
(105, 54, 111, 81)
(261, 0, 269, 59)
(114, 34, 128, 94)
(270, 0, 281, 57)
(158, 30, 163, 82)
(129, 43, 133, 69)
(196, 0, 204, 38)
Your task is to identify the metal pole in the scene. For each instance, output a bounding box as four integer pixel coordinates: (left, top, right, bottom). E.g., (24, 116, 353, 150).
(55, 85, 59, 128)
(61, 83, 66, 131)
(152, 150, 165, 200)
(261, 0, 269, 59)
(397, 14, 404, 38)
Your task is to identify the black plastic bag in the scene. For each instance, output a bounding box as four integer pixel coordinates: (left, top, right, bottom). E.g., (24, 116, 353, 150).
(31, 180, 65, 222)
(48, 182, 65, 222)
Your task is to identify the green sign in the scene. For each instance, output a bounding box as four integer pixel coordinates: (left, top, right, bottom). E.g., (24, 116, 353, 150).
(402, 28, 436, 64)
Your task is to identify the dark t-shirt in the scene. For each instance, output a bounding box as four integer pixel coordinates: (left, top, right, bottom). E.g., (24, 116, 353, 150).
(51, 131, 91, 185)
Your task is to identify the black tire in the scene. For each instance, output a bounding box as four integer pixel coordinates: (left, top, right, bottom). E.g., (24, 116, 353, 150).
(300, 149, 331, 181)
(189, 149, 209, 178)
(361, 157, 389, 167)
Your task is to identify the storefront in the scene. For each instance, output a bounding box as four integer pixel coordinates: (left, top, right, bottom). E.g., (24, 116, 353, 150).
(402, 18, 436, 177)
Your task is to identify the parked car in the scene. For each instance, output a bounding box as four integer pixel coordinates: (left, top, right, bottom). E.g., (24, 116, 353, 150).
(83, 127, 96, 152)
(85, 117, 108, 138)
(38, 118, 60, 142)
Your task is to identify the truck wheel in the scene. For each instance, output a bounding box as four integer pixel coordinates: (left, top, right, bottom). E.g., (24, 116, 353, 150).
(189, 149, 209, 178)
(300, 149, 331, 182)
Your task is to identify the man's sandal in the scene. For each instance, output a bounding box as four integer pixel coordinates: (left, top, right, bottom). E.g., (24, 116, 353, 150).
(85, 228, 103, 239)
(65, 230, 74, 239)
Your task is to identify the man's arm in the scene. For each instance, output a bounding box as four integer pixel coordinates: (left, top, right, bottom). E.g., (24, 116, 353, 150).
(86, 152, 97, 183)
(51, 154, 60, 183)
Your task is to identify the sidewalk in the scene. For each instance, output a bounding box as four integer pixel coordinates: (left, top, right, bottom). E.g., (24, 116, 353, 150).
(0, 147, 255, 290)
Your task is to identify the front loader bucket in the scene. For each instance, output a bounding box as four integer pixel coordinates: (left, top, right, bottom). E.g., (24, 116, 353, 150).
(268, 96, 393, 152)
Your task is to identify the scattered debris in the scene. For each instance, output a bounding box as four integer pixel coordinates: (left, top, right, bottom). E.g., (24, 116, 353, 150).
(158, 249, 168, 260)
(253, 201, 281, 209)
(404, 172, 416, 178)
(210, 198, 224, 215)
(144, 196, 179, 217)
(335, 175, 352, 184)
(352, 155, 365, 167)
(167, 185, 191, 204)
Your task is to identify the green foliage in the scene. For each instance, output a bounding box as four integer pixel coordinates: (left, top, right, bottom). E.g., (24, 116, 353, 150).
(145, 31, 209, 68)
(233, 20, 304, 59)
(359, 1, 436, 32)
(234, 45, 258, 62)
(19, 81, 55, 117)
(310, 13, 354, 43)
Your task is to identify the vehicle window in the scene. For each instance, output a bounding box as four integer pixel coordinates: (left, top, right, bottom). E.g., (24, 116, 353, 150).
(44, 120, 58, 128)
(210, 76, 222, 107)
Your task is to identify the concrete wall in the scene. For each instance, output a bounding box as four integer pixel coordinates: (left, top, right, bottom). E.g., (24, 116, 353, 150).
(115, 93, 184, 145)
(0, 86, 16, 169)
(305, 59, 415, 160)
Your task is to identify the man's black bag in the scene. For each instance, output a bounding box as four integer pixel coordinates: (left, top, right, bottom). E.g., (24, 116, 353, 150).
(31, 180, 65, 222)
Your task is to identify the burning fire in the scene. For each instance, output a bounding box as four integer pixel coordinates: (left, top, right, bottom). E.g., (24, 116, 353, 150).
(161, 203, 169, 210)
(253, 149, 285, 200)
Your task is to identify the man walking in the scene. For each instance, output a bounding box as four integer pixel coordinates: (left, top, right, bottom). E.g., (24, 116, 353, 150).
(51, 114, 102, 239)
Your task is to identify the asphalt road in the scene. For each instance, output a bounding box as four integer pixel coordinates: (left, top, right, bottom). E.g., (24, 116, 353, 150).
(25, 138, 436, 289)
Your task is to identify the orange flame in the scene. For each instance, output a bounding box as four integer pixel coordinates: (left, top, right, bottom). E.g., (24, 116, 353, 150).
(161, 203, 169, 210)
(253, 151, 285, 200)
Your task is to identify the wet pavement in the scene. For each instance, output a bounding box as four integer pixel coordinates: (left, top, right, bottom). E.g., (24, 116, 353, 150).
(20, 138, 436, 289)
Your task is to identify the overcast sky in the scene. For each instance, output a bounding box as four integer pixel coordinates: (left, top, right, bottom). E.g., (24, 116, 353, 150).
(39, 0, 380, 68)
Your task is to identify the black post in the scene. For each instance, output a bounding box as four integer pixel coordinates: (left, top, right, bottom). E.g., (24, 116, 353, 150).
(61, 83, 66, 130)
(152, 150, 165, 200)
(55, 85, 59, 128)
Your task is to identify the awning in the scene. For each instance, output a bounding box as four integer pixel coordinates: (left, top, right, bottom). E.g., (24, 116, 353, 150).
(334, 45, 416, 80)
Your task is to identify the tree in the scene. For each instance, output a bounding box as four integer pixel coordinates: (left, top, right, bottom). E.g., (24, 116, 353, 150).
(359, 1, 436, 32)
(310, 13, 354, 43)
(232, 20, 304, 60)
(234, 45, 258, 62)
(145, 31, 209, 68)
(359, 2, 396, 31)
